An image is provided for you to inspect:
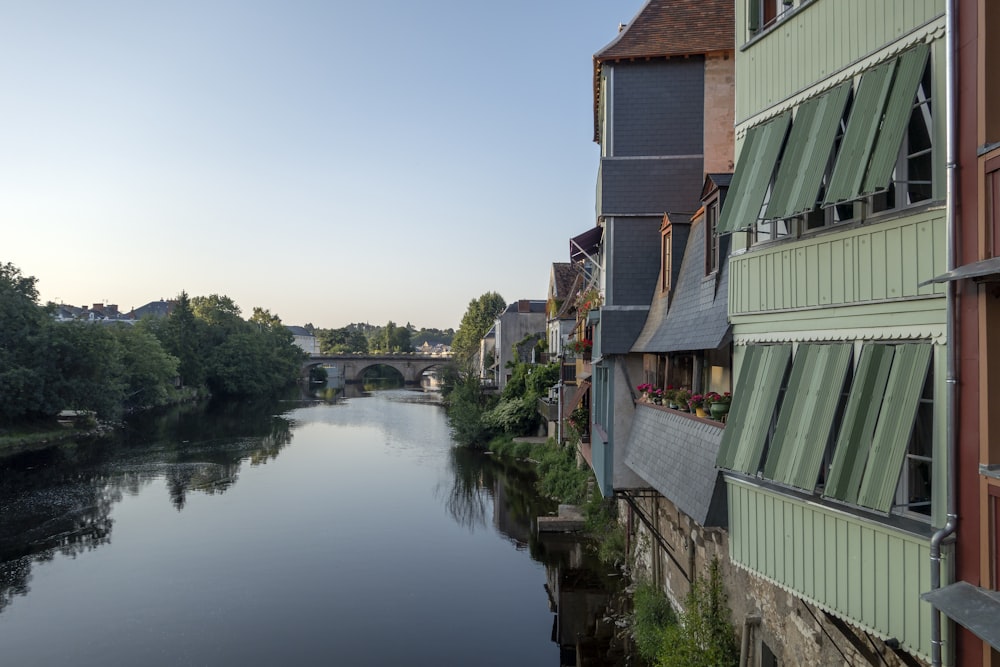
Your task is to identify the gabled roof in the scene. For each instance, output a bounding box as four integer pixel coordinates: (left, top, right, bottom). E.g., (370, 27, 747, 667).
(285, 325, 313, 337)
(593, 0, 734, 142)
(550, 262, 577, 301)
(701, 173, 733, 199)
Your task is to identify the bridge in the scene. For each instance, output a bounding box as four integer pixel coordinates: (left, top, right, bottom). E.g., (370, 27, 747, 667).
(303, 353, 451, 385)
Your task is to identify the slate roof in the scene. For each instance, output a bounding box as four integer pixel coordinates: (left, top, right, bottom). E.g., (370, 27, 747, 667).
(624, 405, 727, 526)
(128, 300, 175, 319)
(285, 325, 313, 337)
(632, 210, 730, 353)
(503, 300, 547, 314)
(550, 262, 577, 301)
(593, 0, 735, 141)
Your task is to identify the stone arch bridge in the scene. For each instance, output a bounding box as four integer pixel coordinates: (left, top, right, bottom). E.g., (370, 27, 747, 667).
(303, 353, 451, 385)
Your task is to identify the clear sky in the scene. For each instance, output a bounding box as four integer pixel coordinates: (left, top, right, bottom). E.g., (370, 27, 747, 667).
(2, 0, 641, 330)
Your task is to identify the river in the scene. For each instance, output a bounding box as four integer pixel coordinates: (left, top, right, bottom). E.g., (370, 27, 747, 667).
(0, 389, 628, 666)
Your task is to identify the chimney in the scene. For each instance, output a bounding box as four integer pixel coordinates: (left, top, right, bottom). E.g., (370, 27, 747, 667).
(518, 300, 530, 313)
(93, 303, 103, 312)
(106, 304, 119, 316)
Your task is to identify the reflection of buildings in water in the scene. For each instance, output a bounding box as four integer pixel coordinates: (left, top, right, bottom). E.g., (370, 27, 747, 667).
(491, 477, 531, 548)
(540, 534, 627, 667)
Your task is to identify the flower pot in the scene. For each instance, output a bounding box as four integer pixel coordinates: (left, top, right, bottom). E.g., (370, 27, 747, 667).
(710, 402, 730, 421)
(695, 406, 708, 418)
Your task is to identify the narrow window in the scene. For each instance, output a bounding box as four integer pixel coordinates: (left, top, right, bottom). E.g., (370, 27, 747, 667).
(872, 61, 934, 213)
(706, 200, 720, 274)
(896, 364, 934, 517)
(661, 229, 672, 293)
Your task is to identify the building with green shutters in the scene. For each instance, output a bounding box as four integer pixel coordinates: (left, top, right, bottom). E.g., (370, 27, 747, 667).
(714, 1, 950, 664)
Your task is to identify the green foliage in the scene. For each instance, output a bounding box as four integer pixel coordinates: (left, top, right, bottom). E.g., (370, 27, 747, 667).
(372, 320, 412, 353)
(111, 324, 180, 410)
(443, 367, 498, 448)
(45, 321, 126, 419)
(632, 583, 678, 662)
(583, 493, 627, 565)
(0, 262, 50, 422)
(639, 558, 739, 667)
(315, 326, 369, 354)
(308, 365, 328, 383)
(535, 444, 590, 504)
(482, 396, 536, 434)
(451, 292, 506, 365)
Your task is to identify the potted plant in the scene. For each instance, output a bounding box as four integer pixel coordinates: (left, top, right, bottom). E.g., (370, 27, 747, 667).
(709, 392, 732, 420)
(663, 386, 677, 408)
(674, 389, 690, 411)
(636, 383, 652, 401)
(652, 388, 664, 405)
(689, 393, 706, 417)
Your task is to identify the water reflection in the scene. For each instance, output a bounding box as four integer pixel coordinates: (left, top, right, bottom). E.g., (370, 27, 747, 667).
(0, 391, 630, 666)
(0, 396, 293, 614)
(444, 446, 630, 666)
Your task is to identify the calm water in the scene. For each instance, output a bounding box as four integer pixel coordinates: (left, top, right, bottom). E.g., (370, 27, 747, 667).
(0, 389, 625, 666)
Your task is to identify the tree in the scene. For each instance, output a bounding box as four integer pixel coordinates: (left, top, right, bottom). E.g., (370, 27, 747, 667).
(155, 291, 208, 388)
(111, 324, 179, 410)
(451, 292, 506, 365)
(0, 263, 50, 422)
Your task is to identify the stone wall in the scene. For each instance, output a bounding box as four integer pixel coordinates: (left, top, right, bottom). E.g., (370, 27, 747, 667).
(621, 494, 928, 666)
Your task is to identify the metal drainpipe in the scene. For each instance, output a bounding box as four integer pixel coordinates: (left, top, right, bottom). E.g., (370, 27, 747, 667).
(929, 0, 958, 664)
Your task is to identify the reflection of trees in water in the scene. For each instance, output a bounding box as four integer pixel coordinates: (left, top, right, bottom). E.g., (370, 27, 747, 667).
(443, 447, 558, 558)
(0, 396, 294, 613)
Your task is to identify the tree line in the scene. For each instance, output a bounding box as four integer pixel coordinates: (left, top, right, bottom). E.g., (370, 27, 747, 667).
(0, 262, 305, 426)
(307, 321, 454, 355)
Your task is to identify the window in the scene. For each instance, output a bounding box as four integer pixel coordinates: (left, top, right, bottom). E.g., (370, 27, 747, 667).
(871, 61, 934, 212)
(718, 341, 935, 519)
(706, 200, 720, 274)
(661, 228, 672, 293)
(748, 0, 793, 37)
(897, 366, 934, 516)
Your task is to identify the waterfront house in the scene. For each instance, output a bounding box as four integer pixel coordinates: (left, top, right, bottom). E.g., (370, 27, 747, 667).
(714, 1, 950, 663)
(489, 300, 546, 392)
(580, 0, 735, 499)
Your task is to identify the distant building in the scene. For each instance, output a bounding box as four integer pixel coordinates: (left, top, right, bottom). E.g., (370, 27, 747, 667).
(286, 326, 319, 356)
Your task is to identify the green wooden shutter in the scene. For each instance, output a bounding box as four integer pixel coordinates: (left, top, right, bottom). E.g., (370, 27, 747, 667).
(856, 343, 933, 512)
(764, 82, 852, 220)
(716, 344, 791, 474)
(824, 344, 894, 504)
(823, 59, 896, 205)
(862, 44, 931, 196)
(717, 112, 792, 234)
(764, 343, 852, 490)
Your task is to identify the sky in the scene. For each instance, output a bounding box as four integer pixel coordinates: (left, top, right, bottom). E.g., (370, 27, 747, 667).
(2, 0, 642, 330)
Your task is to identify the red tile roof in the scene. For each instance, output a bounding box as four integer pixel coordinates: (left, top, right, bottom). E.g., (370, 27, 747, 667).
(593, 0, 734, 141)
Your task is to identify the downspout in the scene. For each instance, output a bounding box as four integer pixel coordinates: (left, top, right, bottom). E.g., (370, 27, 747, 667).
(929, 1, 958, 665)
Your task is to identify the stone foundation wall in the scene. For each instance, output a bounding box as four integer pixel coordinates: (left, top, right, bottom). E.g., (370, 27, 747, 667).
(620, 495, 928, 667)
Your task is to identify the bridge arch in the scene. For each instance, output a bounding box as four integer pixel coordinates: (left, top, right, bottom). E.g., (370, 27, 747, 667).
(303, 354, 450, 386)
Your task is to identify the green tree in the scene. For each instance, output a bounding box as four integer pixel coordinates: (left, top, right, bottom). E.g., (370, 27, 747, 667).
(111, 324, 179, 410)
(451, 292, 506, 365)
(156, 291, 208, 388)
(45, 321, 126, 419)
(0, 262, 49, 422)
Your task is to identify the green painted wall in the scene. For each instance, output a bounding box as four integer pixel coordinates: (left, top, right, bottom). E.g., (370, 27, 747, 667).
(735, 0, 945, 122)
(727, 477, 952, 663)
(729, 209, 947, 316)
